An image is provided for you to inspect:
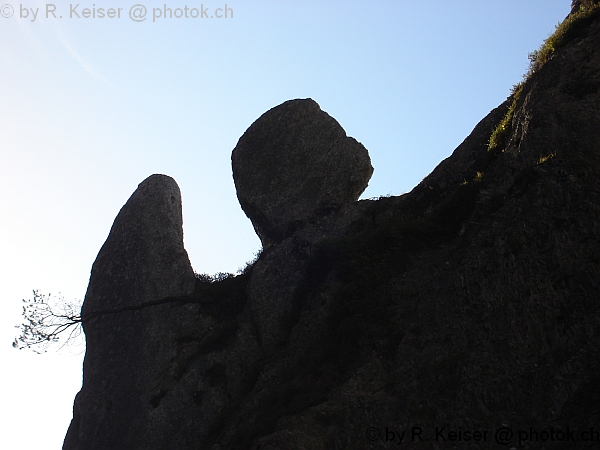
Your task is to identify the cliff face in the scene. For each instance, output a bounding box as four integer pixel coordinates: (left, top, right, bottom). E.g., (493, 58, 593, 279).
(64, 6, 600, 450)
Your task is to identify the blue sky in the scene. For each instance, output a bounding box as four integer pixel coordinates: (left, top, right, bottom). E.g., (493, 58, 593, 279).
(1, 1, 571, 448)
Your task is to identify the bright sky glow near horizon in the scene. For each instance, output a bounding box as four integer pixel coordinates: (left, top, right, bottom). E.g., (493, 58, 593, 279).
(1, 1, 571, 448)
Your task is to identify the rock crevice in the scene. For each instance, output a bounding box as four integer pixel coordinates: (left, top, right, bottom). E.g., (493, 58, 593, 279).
(64, 11, 600, 449)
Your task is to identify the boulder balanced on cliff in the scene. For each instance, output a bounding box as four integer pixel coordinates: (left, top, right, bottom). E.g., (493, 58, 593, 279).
(231, 98, 373, 245)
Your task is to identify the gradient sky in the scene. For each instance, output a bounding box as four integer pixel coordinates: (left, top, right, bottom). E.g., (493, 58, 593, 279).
(1, 1, 571, 448)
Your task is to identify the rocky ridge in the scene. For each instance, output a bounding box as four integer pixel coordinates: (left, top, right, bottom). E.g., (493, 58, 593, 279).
(64, 4, 600, 449)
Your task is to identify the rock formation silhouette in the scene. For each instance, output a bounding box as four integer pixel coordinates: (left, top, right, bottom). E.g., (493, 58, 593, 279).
(64, 174, 196, 449)
(232, 98, 373, 246)
(64, 5, 600, 449)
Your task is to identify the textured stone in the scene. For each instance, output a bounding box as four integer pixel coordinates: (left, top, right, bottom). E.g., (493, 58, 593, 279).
(64, 11, 600, 448)
(571, 0, 600, 14)
(232, 98, 373, 245)
(81, 173, 195, 315)
(63, 174, 196, 450)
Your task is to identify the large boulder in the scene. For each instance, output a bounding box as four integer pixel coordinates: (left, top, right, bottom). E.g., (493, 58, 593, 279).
(232, 98, 373, 245)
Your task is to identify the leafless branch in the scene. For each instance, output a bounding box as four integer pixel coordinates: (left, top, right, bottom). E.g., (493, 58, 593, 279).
(13, 290, 83, 354)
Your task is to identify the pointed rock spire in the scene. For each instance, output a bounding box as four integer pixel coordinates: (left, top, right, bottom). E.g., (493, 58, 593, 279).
(82, 174, 195, 317)
(64, 174, 196, 450)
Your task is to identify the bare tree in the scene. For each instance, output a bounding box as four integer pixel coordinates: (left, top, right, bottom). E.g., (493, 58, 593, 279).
(13, 290, 83, 353)
(12, 252, 264, 353)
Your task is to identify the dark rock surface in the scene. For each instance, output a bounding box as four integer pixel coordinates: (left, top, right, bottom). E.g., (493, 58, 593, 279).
(81, 173, 195, 315)
(232, 98, 373, 246)
(64, 7, 600, 450)
(571, 0, 600, 14)
(63, 174, 196, 450)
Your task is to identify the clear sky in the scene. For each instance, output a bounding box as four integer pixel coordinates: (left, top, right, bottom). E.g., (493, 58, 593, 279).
(1, 1, 571, 448)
